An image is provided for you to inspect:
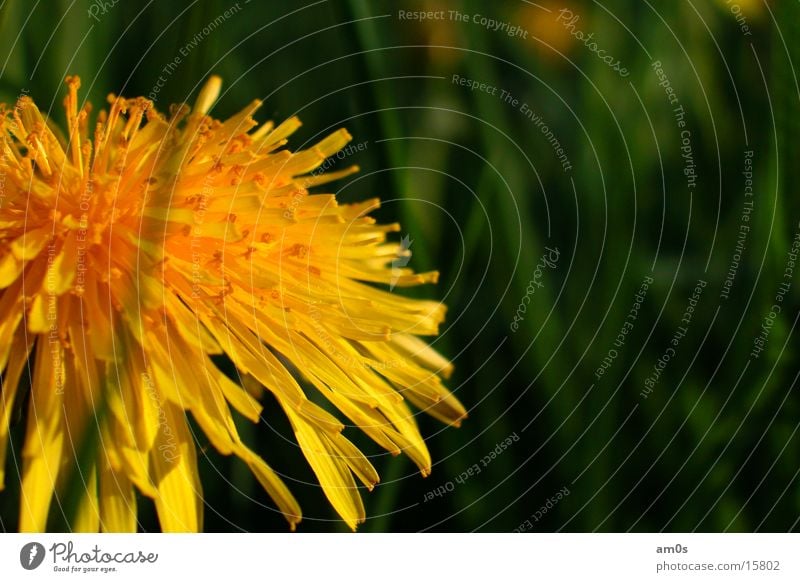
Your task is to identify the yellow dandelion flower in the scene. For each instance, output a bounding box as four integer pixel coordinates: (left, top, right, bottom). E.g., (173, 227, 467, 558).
(0, 75, 466, 532)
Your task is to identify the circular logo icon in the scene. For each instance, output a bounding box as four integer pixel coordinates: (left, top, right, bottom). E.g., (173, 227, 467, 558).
(19, 542, 45, 570)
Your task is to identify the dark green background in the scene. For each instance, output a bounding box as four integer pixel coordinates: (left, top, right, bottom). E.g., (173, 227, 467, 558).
(1, 0, 799, 532)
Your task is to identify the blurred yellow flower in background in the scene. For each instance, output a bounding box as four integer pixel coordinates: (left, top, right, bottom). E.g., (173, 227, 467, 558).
(715, 0, 767, 18)
(0, 76, 465, 532)
(516, 1, 578, 64)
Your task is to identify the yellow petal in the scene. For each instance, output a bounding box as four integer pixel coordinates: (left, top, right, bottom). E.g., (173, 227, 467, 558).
(99, 456, 137, 532)
(44, 231, 79, 295)
(27, 294, 50, 333)
(193, 75, 222, 116)
(150, 400, 202, 532)
(0, 227, 52, 288)
(59, 353, 101, 532)
(19, 339, 66, 532)
(391, 333, 454, 379)
(329, 433, 379, 491)
(292, 418, 365, 531)
(218, 373, 262, 423)
(71, 465, 99, 532)
(0, 282, 24, 362)
(240, 446, 302, 530)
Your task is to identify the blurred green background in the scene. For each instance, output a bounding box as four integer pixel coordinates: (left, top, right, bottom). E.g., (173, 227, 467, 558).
(1, 0, 799, 532)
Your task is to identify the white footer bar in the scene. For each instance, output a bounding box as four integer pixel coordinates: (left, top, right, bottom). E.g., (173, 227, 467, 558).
(1, 533, 796, 580)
